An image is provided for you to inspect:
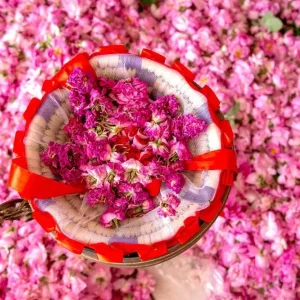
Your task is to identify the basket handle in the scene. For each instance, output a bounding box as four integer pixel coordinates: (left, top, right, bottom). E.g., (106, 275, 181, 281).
(0, 199, 32, 225)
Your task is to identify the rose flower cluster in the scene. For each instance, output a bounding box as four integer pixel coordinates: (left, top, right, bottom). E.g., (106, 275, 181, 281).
(41, 67, 207, 227)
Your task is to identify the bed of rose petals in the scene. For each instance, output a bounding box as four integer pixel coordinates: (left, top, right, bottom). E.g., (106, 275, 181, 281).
(0, 219, 155, 299)
(0, 0, 299, 299)
(41, 68, 206, 227)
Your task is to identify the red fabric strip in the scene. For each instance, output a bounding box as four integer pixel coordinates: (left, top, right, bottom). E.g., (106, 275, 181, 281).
(8, 157, 86, 200)
(184, 149, 238, 173)
(42, 52, 96, 93)
(13, 131, 26, 158)
(23, 98, 41, 122)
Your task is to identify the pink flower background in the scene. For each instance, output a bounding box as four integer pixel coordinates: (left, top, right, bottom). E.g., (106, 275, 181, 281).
(0, 0, 299, 299)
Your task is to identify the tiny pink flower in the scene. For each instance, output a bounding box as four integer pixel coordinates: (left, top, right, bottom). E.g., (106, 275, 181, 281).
(122, 158, 145, 184)
(158, 193, 180, 217)
(67, 67, 94, 94)
(86, 186, 115, 206)
(111, 77, 148, 105)
(169, 139, 192, 161)
(100, 207, 126, 228)
(165, 173, 186, 194)
(147, 139, 169, 159)
(126, 199, 155, 217)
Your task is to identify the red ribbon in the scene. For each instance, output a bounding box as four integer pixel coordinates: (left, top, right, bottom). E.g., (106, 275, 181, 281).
(90, 44, 128, 59)
(184, 149, 237, 172)
(42, 52, 97, 93)
(9, 157, 86, 200)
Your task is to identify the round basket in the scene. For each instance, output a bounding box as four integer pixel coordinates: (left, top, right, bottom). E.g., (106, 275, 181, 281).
(9, 45, 237, 267)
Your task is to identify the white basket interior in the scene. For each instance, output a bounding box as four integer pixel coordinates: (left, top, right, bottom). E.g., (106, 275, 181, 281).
(24, 54, 222, 246)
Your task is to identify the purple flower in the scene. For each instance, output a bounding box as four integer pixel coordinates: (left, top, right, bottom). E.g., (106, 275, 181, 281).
(123, 183, 150, 205)
(118, 182, 150, 203)
(108, 111, 132, 126)
(109, 151, 126, 163)
(64, 117, 84, 135)
(147, 139, 169, 159)
(141, 160, 168, 180)
(84, 110, 97, 129)
(169, 139, 192, 161)
(111, 77, 148, 105)
(84, 162, 124, 188)
(67, 67, 94, 94)
(169, 160, 185, 172)
(98, 77, 116, 89)
(100, 207, 126, 228)
(165, 172, 186, 194)
(85, 140, 111, 162)
(60, 168, 82, 183)
(41, 141, 62, 172)
(86, 186, 114, 206)
(87, 125, 109, 141)
(158, 193, 180, 217)
(118, 182, 151, 204)
(141, 198, 156, 212)
(152, 94, 180, 117)
(118, 182, 136, 195)
(40, 71, 203, 226)
(68, 89, 87, 117)
(113, 197, 128, 210)
(159, 120, 172, 140)
(72, 130, 93, 145)
(64, 144, 85, 168)
(105, 162, 124, 185)
(41, 142, 85, 179)
(151, 109, 168, 124)
(64, 118, 93, 146)
(83, 165, 107, 189)
(118, 101, 151, 126)
(107, 111, 133, 136)
(126, 199, 155, 217)
(172, 114, 207, 140)
(122, 159, 146, 184)
(144, 119, 171, 140)
(89, 89, 115, 113)
(132, 108, 152, 126)
(144, 110, 168, 139)
(144, 122, 161, 139)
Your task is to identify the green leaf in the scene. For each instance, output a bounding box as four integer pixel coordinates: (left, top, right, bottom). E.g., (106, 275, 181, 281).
(261, 11, 274, 25)
(265, 18, 283, 32)
(225, 102, 240, 118)
(225, 102, 240, 128)
(179, 6, 187, 12)
(229, 118, 235, 128)
(294, 26, 300, 36)
(258, 176, 268, 188)
(40, 276, 48, 285)
(139, 0, 157, 6)
(261, 12, 283, 32)
(258, 288, 265, 295)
